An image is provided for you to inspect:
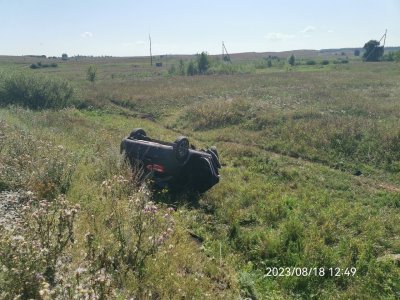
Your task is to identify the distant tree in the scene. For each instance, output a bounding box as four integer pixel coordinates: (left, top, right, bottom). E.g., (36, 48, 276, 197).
(168, 64, 176, 75)
(267, 59, 272, 68)
(197, 52, 210, 74)
(288, 54, 295, 66)
(61, 53, 68, 61)
(187, 61, 197, 76)
(354, 49, 360, 56)
(383, 50, 400, 62)
(393, 51, 400, 61)
(178, 59, 185, 75)
(86, 65, 97, 82)
(363, 40, 384, 62)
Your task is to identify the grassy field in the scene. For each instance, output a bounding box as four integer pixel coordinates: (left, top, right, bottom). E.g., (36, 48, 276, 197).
(0, 55, 399, 299)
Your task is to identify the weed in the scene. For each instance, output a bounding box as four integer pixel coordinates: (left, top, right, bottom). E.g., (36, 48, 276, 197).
(0, 122, 78, 198)
(0, 193, 79, 299)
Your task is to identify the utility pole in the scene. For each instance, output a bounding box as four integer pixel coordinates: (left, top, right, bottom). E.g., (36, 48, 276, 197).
(222, 41, 232, 63)
(149, 35, 153, 66)
(381, 29, 387, 47)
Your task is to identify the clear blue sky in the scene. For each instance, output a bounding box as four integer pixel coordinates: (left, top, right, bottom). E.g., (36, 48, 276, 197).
(1, 0, 399, 56)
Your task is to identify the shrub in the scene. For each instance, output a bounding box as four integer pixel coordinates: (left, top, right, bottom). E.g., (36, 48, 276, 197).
(178, 59, 185, 75)
(29, 62, 58, 69)
(363, 40, 384, 61)
(168, 64, 176, 75)
(321, 60, 330, 65)
(186, 61, 197, 76)
(197, 52, 210, 74)
(288, 54, 295, 66)
(0, 72, 75, 109)
(383, 51, 400, 62)
(255, 59, 273, 69)
(86, 65, 97, 83)
(306, 60, 316, 65)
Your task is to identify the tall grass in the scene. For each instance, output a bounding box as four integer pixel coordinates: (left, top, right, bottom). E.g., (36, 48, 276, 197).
(0, 120, 78, 198)
(0, 113, 238, 299)
(181, 98, 252, 130)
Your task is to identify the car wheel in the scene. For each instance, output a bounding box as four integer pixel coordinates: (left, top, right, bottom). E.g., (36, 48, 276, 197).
(207, 147, 221, 169)
(174, 136, 189, 162)
(210, 146, 219, 159)
(129, 128, 147, 140)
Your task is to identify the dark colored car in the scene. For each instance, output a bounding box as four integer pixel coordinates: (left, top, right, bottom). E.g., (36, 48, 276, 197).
(120, 128, 221, 193)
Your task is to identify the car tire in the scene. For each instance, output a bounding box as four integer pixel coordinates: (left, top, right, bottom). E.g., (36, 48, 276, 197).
(207, 148, 221, 169)
(210, 146, 219, 159)
(129, 128, 147, 140)
(174, 136, 189, 162)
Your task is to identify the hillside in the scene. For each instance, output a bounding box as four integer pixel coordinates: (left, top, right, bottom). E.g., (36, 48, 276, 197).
(3, 45, 399, 63)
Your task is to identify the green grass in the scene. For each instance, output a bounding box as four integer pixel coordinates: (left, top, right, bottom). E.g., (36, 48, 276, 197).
(0, 55, 399, 298)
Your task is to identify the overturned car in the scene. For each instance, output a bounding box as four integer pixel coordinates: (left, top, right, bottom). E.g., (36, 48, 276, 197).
(120, 128, 221, 193)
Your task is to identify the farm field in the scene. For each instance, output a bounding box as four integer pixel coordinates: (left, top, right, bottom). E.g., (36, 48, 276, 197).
(0, 55, 400, 299)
